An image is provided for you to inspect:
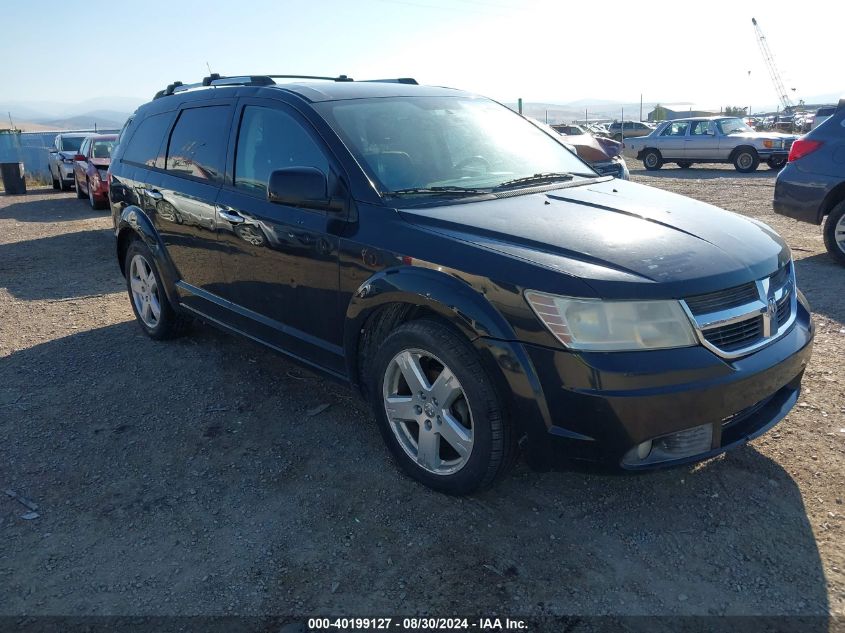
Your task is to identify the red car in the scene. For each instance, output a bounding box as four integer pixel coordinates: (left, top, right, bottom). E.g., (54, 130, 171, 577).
(73, 134, 117, 209)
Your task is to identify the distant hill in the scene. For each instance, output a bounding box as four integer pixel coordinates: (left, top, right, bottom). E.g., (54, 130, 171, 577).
(33, 111, 127, 131)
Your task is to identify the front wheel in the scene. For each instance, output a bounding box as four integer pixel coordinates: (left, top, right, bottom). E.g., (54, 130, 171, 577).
(124, 240, 190, 339)
(767, 157, 787, 170)
(733, 149, 759, 173)
(51, 168, 59, 189)
(823, 201, 845, 266)
(369, 319, 516, 495)
(677, 161, 693, 169)
(642, 149, 663, 171)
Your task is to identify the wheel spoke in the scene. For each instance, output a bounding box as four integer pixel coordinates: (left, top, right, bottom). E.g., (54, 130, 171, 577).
(395, 351, 429, 394)
(141, 298, 152, 323)
(130, 277, 144, 294)
(385, 395, 417, 421)
(439, 411, 472, 459)
(416, 426, 440, 470)
(431, 366, 461, 408)
(149, 293, 161, 322)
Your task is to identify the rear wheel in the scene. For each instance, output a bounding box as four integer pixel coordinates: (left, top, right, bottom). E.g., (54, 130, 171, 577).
(677, 161, 692, 169)
(124, 239, 190, 339)
(823, 201, 845, 266)
(642, 149, 663, 171)
(370, 319, 516, 495)
(767, 157, 787, 170)
(733, 149, 759, 173)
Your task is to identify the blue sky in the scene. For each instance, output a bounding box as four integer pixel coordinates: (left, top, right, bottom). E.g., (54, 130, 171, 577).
(0, 0, 840, 110)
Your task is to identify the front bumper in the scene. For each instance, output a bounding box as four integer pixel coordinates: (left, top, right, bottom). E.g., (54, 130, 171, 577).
(59, 163, 75, 180)
(500, 296, 813, 469)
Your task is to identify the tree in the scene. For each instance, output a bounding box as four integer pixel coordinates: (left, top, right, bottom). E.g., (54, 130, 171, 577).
(724, 106, 748, 116)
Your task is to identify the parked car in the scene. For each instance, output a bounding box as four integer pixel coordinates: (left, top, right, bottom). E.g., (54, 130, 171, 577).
(774, 99, 845, 265)
(607, 120, 653, 141)
(551, 123, 587, 136)
(811, 106, 836, 130)
(48, 132, 89, 191)
(110, 74, 812, 494)
(623, 117, 798, 172)
(529, 119, 629, 180)
(72, 134, 117, 209)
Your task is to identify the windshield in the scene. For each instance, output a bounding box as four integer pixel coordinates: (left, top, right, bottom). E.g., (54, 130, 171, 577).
(91, 140, 115, 159)
(316, 96, 594, 196)
(61, 136, 84, 152)
(717, 118, 754, 135)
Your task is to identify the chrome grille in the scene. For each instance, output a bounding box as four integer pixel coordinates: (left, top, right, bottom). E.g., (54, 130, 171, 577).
(681, 262, 797, 359)
(703, 315, 764, 351)
(684, 282, 758, 315)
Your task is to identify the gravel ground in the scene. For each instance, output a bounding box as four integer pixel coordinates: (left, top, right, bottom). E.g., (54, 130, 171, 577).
(1, 165, 843, 622)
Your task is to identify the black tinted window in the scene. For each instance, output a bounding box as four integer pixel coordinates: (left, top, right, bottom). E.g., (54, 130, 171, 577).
(234, 106, 329, 195)
(166, 106, 229, 182)
(123, 113, 171, 168)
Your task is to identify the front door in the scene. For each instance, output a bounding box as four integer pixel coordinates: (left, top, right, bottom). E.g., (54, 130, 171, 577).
(685, 120, 719, 159)
(214, 100, 347, 372)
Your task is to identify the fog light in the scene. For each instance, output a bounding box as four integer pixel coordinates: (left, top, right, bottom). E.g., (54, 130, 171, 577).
(636, 439, 653, 460)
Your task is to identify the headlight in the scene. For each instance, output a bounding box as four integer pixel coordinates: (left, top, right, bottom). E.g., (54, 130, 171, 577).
(524, 291, 698, 351)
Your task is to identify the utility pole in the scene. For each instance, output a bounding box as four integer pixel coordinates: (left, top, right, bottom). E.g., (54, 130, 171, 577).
(640, 94, 643, 121)
(518, 98, 522, 115)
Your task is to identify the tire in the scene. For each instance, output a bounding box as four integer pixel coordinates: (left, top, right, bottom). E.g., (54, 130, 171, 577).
(823, 201, 845, 266)
(767, 157, 787, 170)
(88, 179, 103, 210)
(51, 168, 59, 190)
(124, 239, 190, 340)
(613, 133, 623, 142)
(642, 149, 663, 171)
(733, 148, 759, 173)
(677, 161, 692, 169)
(59, 174, 70, 191)
(75, 175, 86, 199)
(369, 319, 516, 495)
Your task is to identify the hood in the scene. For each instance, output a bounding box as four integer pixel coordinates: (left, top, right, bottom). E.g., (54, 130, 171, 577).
(729, 131, 797, 141)
(562, 134, 622, 161)
(397, 178, 789, 298)
(58, 150, 78, 160)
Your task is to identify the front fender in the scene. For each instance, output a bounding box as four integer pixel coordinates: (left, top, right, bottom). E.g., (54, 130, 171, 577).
(116, 206, 180, 306)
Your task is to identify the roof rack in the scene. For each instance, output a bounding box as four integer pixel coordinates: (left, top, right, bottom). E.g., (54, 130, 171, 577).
(153, 74, 418, 99)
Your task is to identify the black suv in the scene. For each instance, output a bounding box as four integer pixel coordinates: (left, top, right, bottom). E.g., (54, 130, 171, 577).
(109, 74, 814, 494)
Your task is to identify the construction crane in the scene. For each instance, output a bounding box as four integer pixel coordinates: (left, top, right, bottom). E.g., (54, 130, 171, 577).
(751, 17, 795, 112)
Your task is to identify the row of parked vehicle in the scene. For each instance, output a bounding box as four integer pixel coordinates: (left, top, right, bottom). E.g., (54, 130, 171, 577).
(47, 132, 117, 209)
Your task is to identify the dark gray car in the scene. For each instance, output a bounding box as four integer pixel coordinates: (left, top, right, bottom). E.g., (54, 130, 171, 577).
(773, 98, 845, 265)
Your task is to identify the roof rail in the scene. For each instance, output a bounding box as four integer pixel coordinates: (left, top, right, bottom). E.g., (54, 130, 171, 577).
(153, 74, 418, 99)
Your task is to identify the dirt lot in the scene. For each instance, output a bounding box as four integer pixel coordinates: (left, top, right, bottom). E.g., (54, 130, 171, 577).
(1, 164, 843, 623)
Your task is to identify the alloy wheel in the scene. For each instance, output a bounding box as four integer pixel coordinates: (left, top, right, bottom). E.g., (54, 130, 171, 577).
(382, 349, 474, 476)
(129, 254, 162, 328)
(836, 213, 845, 255)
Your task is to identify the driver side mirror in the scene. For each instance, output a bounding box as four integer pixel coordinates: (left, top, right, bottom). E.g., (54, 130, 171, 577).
(268, 167, 340, 212)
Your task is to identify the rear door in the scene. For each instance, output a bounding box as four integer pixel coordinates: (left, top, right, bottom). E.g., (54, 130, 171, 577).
(213, 98, 347, 372)
(141, 102, 234, 313)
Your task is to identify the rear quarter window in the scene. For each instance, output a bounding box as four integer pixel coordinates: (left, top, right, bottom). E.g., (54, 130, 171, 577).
(122, 112, 174, 169)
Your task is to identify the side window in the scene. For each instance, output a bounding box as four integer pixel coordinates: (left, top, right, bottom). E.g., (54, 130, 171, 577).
(166, 106, 229, 182)
(234, 105, 329, 196)
(123, 113, 172, 168)
(661, 121, 690, 137)
(690, 121, 714, 136)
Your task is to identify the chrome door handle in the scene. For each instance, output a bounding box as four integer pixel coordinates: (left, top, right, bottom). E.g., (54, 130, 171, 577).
(216, 206, 245, 224)
(142, 188, 163, 200)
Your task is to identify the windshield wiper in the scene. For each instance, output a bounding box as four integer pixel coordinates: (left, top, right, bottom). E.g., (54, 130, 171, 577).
(385, 186, 486, 197)
(494, 172, 575, 190)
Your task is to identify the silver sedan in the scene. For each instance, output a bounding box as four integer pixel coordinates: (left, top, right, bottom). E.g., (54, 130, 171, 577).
(623, 117, 798, 173)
